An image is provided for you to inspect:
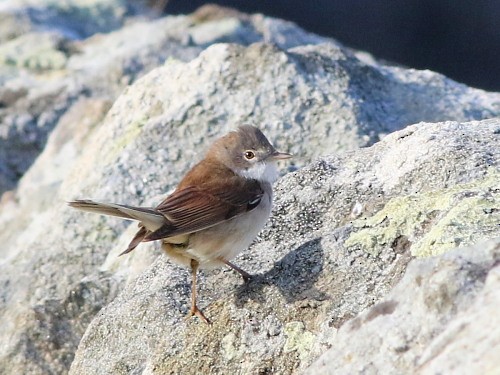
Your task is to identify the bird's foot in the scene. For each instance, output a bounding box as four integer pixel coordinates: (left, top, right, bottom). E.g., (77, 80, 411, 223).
(222, 259, 253, 283)
(185, 305, 211, 325)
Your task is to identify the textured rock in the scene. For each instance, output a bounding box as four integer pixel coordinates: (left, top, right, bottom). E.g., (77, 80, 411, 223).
(53, 40, 500, 207)
(0, 1, 333, 194)
(0, 0, 131, 193)
(306, 238, 500, 375)
(0, 3, 499, 374)
(1, 1, 499, 194)
(67, 119, 499, 375)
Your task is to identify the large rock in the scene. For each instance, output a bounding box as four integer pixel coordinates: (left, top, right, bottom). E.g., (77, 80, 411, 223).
(306, 238, 500, 374)
(1, 1, 499, 194)
(0, 1, 332, 194)
(0, 0, 130, 194)
(0, 3, 499, 374)
(66, 119, 499, 374)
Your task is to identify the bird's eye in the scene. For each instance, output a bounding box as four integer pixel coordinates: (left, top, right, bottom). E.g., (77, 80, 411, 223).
(244, 150, 255, 160)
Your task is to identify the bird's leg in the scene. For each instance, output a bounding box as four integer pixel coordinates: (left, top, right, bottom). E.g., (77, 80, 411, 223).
(185, 259, 210, 324)
(221, 259, 253, 283)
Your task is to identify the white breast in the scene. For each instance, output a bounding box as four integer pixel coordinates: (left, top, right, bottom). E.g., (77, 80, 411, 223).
(185, 189, 272, 268)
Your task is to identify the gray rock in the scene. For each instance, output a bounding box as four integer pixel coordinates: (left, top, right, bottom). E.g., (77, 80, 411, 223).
(0, 4, 499, 374)
(0, 1, 337, 195)
(0, 7, 194, 194)
(54, 41, 500, 205)
(65, 119, 499, 375)
(0, 0, 130, 40)
(306, 238, 500, 375)
(1, 2, 499, 194)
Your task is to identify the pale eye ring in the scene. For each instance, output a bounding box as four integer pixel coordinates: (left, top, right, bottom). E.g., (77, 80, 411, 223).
(244, 150, 255, 160)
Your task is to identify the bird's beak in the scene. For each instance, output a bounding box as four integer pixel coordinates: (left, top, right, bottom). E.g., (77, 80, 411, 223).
(269, 151, 293, 160)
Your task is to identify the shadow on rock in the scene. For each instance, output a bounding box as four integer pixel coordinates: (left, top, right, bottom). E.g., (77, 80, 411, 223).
(234, 237, 327, 307)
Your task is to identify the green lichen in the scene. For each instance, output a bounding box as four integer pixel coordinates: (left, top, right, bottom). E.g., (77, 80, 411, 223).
(283, 321, 315, 360)
(103, 117, 147, 164)
(164, 56, 182, 66)
(345, 169, 499, 257)
(0, 33, 67, 71)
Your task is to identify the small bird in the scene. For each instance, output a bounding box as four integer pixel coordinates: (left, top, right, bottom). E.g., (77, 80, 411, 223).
(69, 125, 291, 323)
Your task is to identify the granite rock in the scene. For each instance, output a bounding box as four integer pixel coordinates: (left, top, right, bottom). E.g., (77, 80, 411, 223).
(0, 3, 499, 374)
(306, 238, 500, 375)
(0, 1, 333, 194)
(66, 119, 499, 375)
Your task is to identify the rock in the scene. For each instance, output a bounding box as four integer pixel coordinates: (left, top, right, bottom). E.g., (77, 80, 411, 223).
(1, 2, 499, 194)
(0, 0, 129, 39)
(54, 41, 500, 205)
(0, 2, 191, 194)
(0, 1, 325, 194)
(66, 119, 499, 375)
(306, 238, 500, 374)
(0, 3, 499, 374)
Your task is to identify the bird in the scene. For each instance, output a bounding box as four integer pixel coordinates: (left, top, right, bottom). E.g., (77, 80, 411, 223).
(68, 125, 292, 323)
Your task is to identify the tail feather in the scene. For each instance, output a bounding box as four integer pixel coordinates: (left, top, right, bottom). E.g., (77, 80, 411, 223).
(119, 226, 149, 256)
(68, 199, 166, 231)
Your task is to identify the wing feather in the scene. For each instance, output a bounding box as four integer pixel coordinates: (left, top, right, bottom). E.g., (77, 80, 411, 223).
(145, 177, 263, 241)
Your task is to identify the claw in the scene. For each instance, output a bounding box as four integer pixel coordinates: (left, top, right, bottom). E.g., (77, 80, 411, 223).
(185, 305, 211, 325)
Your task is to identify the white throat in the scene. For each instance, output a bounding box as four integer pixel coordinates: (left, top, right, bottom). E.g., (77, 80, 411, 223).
(237, 162, 279, 183)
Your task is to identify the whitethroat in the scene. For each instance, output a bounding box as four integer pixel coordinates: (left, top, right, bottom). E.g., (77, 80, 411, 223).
(69, 125, 292, 323)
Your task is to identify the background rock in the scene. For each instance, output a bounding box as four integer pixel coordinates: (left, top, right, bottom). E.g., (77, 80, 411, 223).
(1, 1, 499, 194)
(165, 0, 500, 92)
(0, 1, 329, 194)
(0, 2, 499, 374)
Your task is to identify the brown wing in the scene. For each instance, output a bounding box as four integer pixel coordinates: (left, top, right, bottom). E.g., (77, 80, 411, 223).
(144, 177, 263, 241)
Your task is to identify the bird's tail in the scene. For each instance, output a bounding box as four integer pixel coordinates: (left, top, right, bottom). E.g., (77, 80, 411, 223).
(68, 199, 166, 232)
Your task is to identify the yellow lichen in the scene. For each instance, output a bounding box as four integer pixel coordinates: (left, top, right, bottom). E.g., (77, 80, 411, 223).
(103, 117, 147, 164)
(345, 168, 499, 257)
(283, 322, 315, 360)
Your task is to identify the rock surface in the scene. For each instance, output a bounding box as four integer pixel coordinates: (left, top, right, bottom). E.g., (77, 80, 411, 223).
(66, 120, 499, 375)
(0, 1, 499, 374)
(0, 0, 331, 194)
(306, 238, 500, 375)
(1, 1, 499, 194)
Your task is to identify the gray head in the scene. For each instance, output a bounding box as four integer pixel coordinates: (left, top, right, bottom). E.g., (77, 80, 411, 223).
(209, 125, 292, 182)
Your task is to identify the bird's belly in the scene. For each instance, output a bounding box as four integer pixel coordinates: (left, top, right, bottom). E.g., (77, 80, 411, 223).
(162, 194, 272, 269)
